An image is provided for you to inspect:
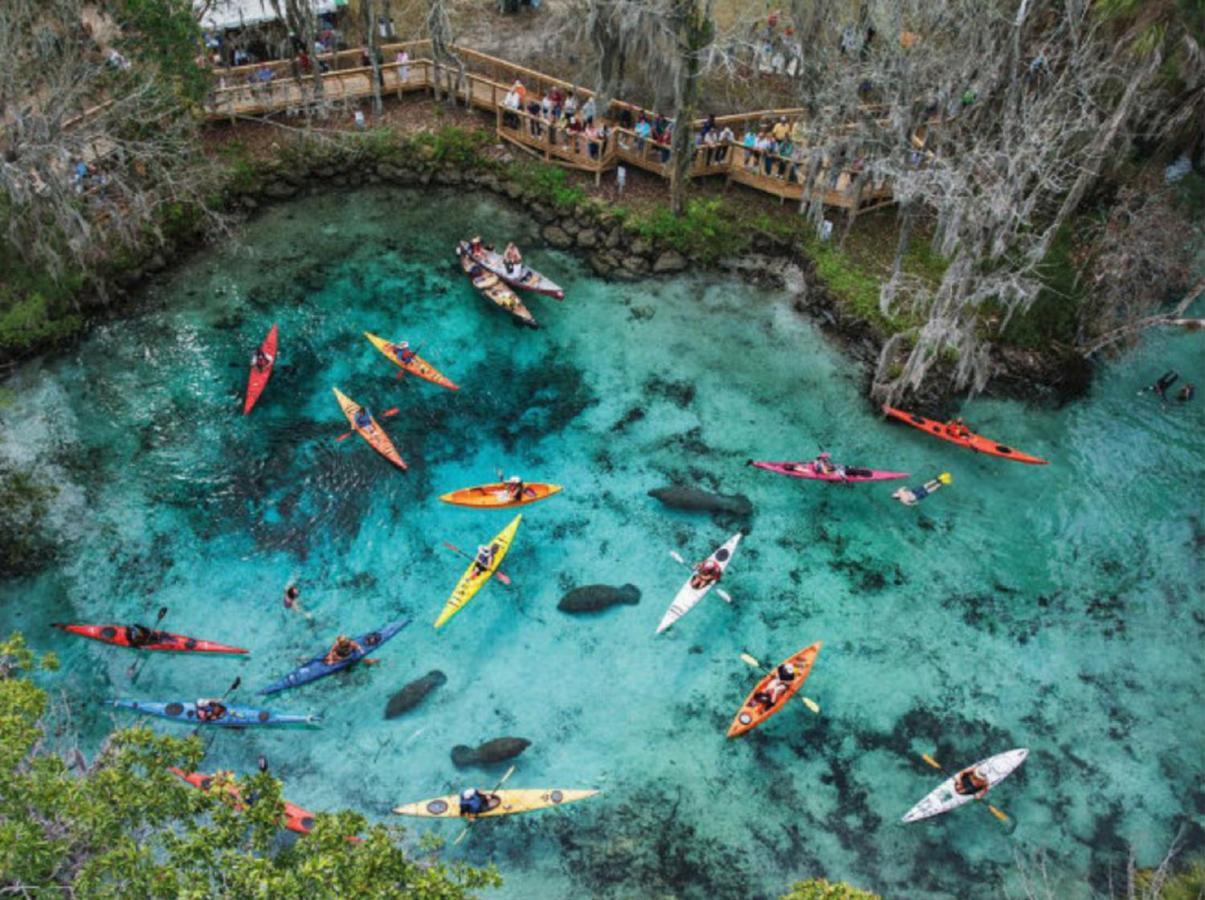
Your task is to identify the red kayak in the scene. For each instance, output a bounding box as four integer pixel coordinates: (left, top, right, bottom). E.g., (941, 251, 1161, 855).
(243, 324, 278, 414)
(881, 405, 1048, 465)
(748, 459, 908, 482)
(52, 623, 248, 655)
(170, 769, 319, 835)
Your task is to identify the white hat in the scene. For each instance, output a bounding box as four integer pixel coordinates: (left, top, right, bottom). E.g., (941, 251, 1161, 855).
(399, 341, 409, 348)
(508, 475, 521, 484)
(461, 789, 475, 800)
(783, 663, 796, 674)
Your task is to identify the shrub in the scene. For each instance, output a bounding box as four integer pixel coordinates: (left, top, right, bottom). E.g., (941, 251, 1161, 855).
(630, 198, 747, 264)
(782, 878, 881, 900)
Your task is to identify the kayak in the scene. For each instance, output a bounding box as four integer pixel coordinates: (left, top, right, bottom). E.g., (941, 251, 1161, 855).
(107, 699, 319, 727)
(727, 642, 822, 738)
(434, 514, 521, 629)
(902, 748, 1029, 823)
(439, 481, 562, 509)
(51, 622, 248, 655)
(332, 387, 407, 470)
(656, 533, 741, 634)
(894, 473, 952, 506)
(363, 332, 458, 391)
(170, 768, 318, 835)
(748, 459, 908, 483)
(465, 243, 565, 299)
(456, 243, 538, 328)
(393, 788, 598, 818)
(244, 324, 278, 415)
(881, 405, 1048, 465)
(258, 618, 411, 695)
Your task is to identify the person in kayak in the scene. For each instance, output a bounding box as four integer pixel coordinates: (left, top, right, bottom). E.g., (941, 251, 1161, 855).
(1149, 370, 1179, 400)
(953, 767, 990, 798)
(690, 557, 723, 590)
(505, 475, 534, 502)
(469, 235, 484, 257)
(125, 624, 159, 647)
(944, 418, 971, 439)
(391, 340, 417, 364)
(323, 634, 363, 665)
(252, 347, 272, 371)
(472, 544, 497, 577)
(814, 452, 837, 475)
(354, 407, 375, 434)
(459, 788, 496, 816)
(502, 242, 523, 274)
(195, 698, 228, 722)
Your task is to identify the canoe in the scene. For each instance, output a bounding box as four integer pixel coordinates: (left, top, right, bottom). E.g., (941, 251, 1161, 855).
(259, 618, 410, 695)
(170, 768, 318, 835)
(434, 514, 521, 629)
(726, 642, 822, 738)
(466, 244, 565, 299)
(393, 788, 598, 818)
(332, 387, 407, 470)
(439, 481, 562, 509)
(902, 748, 1029, 823)
(52, 622, 248, 655)
(456, 243, 538, 328)
(107, 699, 319, 727)
(748, 460, 908, 483)
(363, 332, 458, 391)
(881, 405, 1048, 465)
(656, 533, 741, 634)
(244, 324, 278, 415)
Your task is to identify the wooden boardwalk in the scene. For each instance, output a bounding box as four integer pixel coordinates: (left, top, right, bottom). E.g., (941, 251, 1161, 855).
(204, 41, 896, 213)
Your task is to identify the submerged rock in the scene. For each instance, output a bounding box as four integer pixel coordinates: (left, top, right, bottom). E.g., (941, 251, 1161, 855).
(648, 486, 753, 518)
(558, 583, 641, 613)
(451, 736, 531, 767)
(384, 670, 446, 719)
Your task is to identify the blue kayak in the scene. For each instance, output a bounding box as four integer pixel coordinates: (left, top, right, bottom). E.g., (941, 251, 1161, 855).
(107, 699, 319, 727)
(258, 618, 411, 696)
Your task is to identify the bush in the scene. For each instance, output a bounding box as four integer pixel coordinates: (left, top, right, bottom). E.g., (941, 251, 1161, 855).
(630, 198, 747, 264)
(782, 879, 881, 900)
(509, 161, 588, 211)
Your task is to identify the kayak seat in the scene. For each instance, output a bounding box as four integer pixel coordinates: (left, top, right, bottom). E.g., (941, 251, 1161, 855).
(847, 467, 872, 478)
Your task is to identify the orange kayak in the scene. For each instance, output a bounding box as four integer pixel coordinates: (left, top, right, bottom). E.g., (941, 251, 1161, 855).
(364, 332, 458, 391)
(332, 387, 407, 470)
(727, 642, 822, 738)
(881, 405, 1048, 465)
(439, 481, 562, 509)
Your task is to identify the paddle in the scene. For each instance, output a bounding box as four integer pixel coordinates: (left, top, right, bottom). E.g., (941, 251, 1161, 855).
(452, 763, 517, 846)
(443, 541, 512, 586)
(739, 652, 820, 713)
(336, 407, 399, 442)
(126, 606, 169, 680)
(668, 551, 732, 603)
(921, 753, 1010, 824)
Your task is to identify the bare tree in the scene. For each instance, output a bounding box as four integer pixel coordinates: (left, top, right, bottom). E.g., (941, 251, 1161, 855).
(0, 0, 221, 286)
(426, 0, 465, 105)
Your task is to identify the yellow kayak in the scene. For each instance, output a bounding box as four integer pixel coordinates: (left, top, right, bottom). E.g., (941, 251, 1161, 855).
(363, 332, 458, 391)
(332, 387, 407, 470)
(434, 514, 521, 628)
(393, 788, 598, 818)
(439, 482, 562, 509)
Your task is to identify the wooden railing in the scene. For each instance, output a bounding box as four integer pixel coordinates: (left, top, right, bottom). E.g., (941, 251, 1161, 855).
(202, 42, 898, 212)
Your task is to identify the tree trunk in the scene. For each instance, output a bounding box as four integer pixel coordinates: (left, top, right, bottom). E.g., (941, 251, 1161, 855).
(669, 0, 714, 217)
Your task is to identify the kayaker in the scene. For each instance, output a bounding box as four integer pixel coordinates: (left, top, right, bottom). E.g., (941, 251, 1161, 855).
(776, 662, 797, 683)
(252, 347, 272, 371)
(690, 557, 723, 590)
(953, 767, 990, 798)
(392, 340, 417, 364)
(472, 544, 497, 576)
(814, 452, 837, 475)
(502, 242, 523, 274)
(195, 698, 228, 722)
(505, 475, 530, 502)
(1150, 370, 1179, 400)
(354, 407, 375, 433)
(323, 634, 363, 665)
(126, 624, 157, 647)
(459, 788, 494, 816)
(1177, 382, 1195, 402)
(944, 417, 971, 439)
(469, 235, 484, 257)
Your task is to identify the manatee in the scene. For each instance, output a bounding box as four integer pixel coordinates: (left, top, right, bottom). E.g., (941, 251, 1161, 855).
(384, 670, 446, 719)
(558, 583, 641, 613)
(451, 737, 531, 767)
(648, 486, 753, 517)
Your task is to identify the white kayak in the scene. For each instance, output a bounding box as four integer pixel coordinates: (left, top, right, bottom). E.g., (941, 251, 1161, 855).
(902, 748, 1028, 823)
(656, 533, 741, 634)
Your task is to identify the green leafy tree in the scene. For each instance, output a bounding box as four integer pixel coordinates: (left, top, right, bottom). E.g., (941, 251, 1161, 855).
(0, 633, 500, 898)
(782, 878, 882, 900)
(114, 0, 210, 105)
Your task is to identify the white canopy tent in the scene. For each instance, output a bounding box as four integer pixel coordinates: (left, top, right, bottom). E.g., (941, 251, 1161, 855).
(197, 0, 344, 32)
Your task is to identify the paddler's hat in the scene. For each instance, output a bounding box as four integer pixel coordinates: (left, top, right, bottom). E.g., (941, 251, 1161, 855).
(508, 476, 521, 484)
(461, 789, 475, 800)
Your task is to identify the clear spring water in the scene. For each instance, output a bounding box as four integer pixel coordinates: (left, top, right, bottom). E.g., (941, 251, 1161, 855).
(1, 186, 1201, 899)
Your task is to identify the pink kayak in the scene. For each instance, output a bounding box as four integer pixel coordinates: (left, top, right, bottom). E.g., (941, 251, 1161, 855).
(748, 459, 909, 483)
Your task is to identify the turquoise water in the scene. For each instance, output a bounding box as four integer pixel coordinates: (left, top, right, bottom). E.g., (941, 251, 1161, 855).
(1, 186, 1201, 899)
